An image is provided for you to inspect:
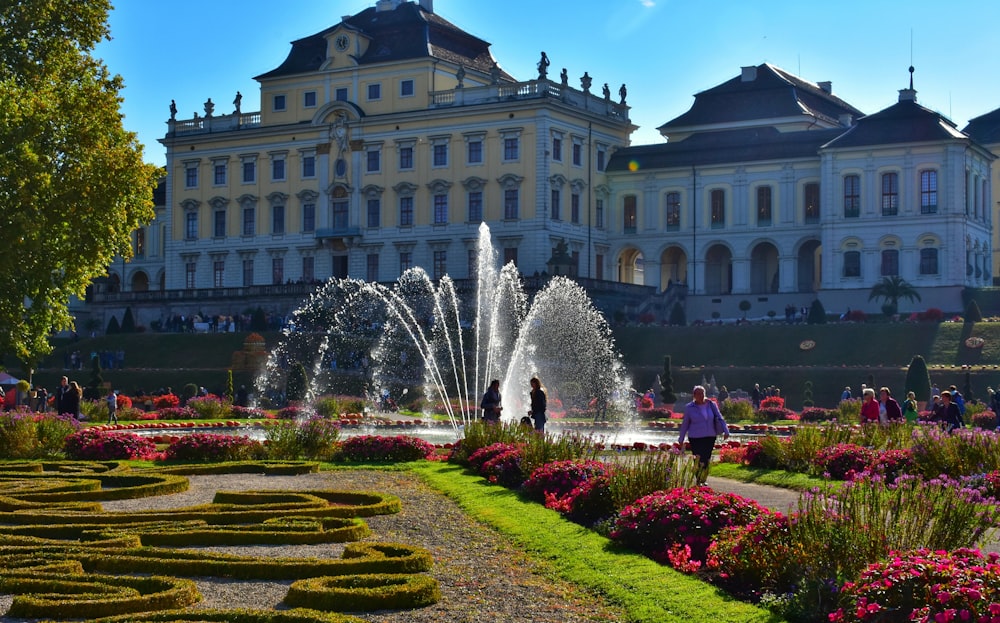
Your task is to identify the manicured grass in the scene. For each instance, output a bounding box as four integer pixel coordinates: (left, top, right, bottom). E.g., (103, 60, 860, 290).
(710, 462, 829, 491)
(411, 461, 781, 623)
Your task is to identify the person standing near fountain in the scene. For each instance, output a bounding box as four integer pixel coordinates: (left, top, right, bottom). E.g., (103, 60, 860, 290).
(678, 385, 729, 486)
(481, 379, 502, 423)
(529, 377, 547, 432)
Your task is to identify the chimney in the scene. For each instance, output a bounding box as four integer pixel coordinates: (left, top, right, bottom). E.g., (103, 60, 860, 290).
(376, 0, 402, 11)
(838, 113, 854, 127)
(419, 0, 434, 11)
(740, 66, 757, 82)
(817, 81, 832, 94)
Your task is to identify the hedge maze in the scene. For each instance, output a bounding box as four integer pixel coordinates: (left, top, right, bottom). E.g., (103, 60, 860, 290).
(0, 461, 440, 622)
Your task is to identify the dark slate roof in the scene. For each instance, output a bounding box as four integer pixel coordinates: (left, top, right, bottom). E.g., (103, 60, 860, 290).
(606, 126, 844, 171)
(821, 97, 967, 149)
(255, 2, 514, 81)
(964, 106, 1000, 145)
(658, 63, 864, 133)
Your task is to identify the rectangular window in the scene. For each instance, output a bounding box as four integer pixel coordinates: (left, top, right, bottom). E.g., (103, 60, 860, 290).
(504, 137, 519, 161)
(804, 182, 820, 223)
(302, 256, 314, 282)
(133, 229, 145, 259)
(844, 175, 860, 218)
(272, 205, 285, 234)
(596, 198, 604, 228)
(366, 253, 379, 282)
(399, 197, 414, 226)
(367, 199, 380, 228)
(756, 186, 772, 226)
(185, 164, 198, 188)
(433, 194, 448, 224)
(242, 208, 255, 236)
(843, 251, 861, 278)
(597, 147, 606, 171)
(503, 247, 518, 267)
(242, 161, 255, 183)
(332, 201, 348, 229)
(400, 251, 412, 273)
(666, 191, 681, 230)
(921, 170, 938, 214)
(185, 262, 196, 289)
(302, 203, 315, 233)
(399, 146, 413, 170)
(504, 189, 519, 220)
(400, 79, 414, 97)
(335, 87, 348, 102)
(433, 143, 448, 167)
(302, 155, 315, 178)
(214, 163, 226, 185)
(710, 189, 725, 228)
(552, 137, 562, 161)
(596, 253, 604, 280)
(433, 250, 447, 280)
(920, 248, 939, 275)
(571, 193, 580, 223)
(272, 257, 284, 285)
(242, 259, 254, 287)
(273, 94, 286, 111)
(572, 143, 582, 166)
(367, 83, 381, 100)
(213, 210, 226, 238)
(303, 91, 316, 107)
(213, 260, 225, 288)
(551, 189, 561, 220)
(272, 158, 285, 181)
(468, 249, 477, 278)
(185, 212, 198, 240)
(468, 191, 483, 222)
(881, 249, 899, 276)
(467, 140, 482, 164)
(366, 149, 380, 173)
(623, 195, 637, 233)
(881, 172, 899, 216)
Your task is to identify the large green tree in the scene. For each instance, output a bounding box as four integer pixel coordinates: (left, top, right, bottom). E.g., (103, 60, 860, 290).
(0, 1, 158, 363)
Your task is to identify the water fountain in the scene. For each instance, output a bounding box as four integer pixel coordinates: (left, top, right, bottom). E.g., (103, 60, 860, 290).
(258, 223, 633, 430)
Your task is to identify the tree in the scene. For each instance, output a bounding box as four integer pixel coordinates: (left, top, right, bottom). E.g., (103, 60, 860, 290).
(84, 355, 103, 400)
(287, 363, 309, 403)
(668, 302, 686, 326)
(659, 355, 677, 404)
(738, 300, 751, 319)
(966, 299, 983, 323)
(807, 299, 827, 325)
(106, 315, 120, 334)
(225, 369, 235, 403)
(0, 1, 159, 364)
(121, 307, 136, 333)
(802, 380, 814, 408)
(904, 355, 932, 403)
(868, 276, 921, 316)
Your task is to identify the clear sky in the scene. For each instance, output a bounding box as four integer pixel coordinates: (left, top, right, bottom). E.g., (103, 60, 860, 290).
(95, 0, 1000, 168)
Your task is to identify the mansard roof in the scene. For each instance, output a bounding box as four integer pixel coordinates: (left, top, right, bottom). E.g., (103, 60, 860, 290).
(657, 63, 864, 135)
(256, 2, 513, 80)
(821, 97, 967, 149)
(963, 106, 1000, 145)
(606, 126, 844, 171)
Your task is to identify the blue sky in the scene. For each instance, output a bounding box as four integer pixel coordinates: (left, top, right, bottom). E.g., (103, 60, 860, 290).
(96, 0, 1000, 168)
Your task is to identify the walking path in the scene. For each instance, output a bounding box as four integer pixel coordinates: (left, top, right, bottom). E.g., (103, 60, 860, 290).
(705, 476, 800, 514)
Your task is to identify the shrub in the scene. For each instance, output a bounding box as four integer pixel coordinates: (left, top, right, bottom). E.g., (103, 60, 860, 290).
(799, 407, 835, 423)
(187, 395, 232, 419)
(845, 309, 867, 322)
(705, 511, 800, 601)
(277, 405, 312, 420)
(904, 354, 933, 402)
(720, 398, 753, 422)
(156, 406, 200, 420)
(610, 487, 768, 566)
(867, 448, 916, 482)
(836, 399, 861, 423)
(314, 395, 366, 417)
(478, 445, 525, 487)
(231, 405, 267, 419)
(64, 429, 156, 460)
(338, 435, 435, 462)
(814, 443, 874, 480)
(919, 307, 944, 322)
(165, 433, 265, 462)
(754, 406, 795, 423)
(760, 396, 785, 410)
(154, 394, 180, 410)
(264, 416, 341, 461)
(972, 409, 998, 430)
(468, 442, 519, 473)
(0, 410, 81, 459)
(523, 459, 610, 504)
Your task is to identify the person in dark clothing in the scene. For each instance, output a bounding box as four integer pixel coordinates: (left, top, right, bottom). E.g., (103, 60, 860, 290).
(528, 377, 547, 432)
(480, 379, 502, 423)
(940, 391, 964, 433)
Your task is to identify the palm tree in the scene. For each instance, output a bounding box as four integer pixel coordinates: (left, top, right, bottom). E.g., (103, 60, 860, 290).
(868, 276, 921, 315)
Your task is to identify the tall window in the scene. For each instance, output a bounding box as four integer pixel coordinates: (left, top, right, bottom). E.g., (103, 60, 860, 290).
(302, 156, 315, 178)
(844, 175, 860, 218)
(432, 250, 447, 280)
(596, 198, 604, 228)
(666, 191, 681, 230)
(271, 158, 285, 181)
(242, 161, 255, 183)
(467, 191, 483, 222)
(468, 249, 477, 277)
(503, 248, 518, 267)
(302, 204, 315, 233)
(623, 195, 637, 233)
(272, 257, 284, 285)
(433, 144, 448, 167)
(433, 194, 448, 224)
(880, 249, 899, 276)
(597, 147, 606, 171)
(920, 170, 938, 214)
(367, 199, 380, 228)
(303, 91, 316, 107)
(503, 137, 519, 161)
(242, 208, 255, 236)
(467, 140, 482, 164)
(399, 197, 413, 226)
(881, 172, 899, 216)
(185, 164, 198, 188)
(332, 200, 348, 229)
(185, 212, 198, 240)
(242, 259, 254, 286)
(366, 149, 380, 173)
(756, 186, 772, 226)
(366, 253, 379, 282)
(595, 253, 604, 280)
(185, 262, 196, 289)
(399, 146, 413, 170)
(213, 260, 225, 287)
(367, 83, 381, 100)
(504, 189, 518, 220)
(335, 87, 348, 101)
(213, 163, 226, 185)
(214, 210, 226, 238)
(400, 252, 412, 273)
(272, 205, 284, 234)
(400, 79, 414, 97)
(804, 182, 820, 223)
(302, 256, 314, 282)
(710, 189, 725, 228)
(272, 94, 286, 111)
(551, 189, 561, 220)
(552, 137, 562, 161)
(571, 193, 580, 223)
(133, 229, 146, 259)
(843, 251, 861, 277)
(572, 143, 582, 166)
(920, 248, 939, 275)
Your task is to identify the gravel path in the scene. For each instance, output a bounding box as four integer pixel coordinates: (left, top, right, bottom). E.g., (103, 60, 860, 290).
(1, 470, 625, 623)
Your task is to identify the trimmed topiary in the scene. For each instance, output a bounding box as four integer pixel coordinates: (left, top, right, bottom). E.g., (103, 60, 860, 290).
(285, 573, 440, 612)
